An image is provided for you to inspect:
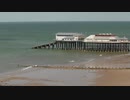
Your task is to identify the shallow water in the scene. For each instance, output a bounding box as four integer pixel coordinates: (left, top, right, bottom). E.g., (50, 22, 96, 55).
(0, 67, 103, 86)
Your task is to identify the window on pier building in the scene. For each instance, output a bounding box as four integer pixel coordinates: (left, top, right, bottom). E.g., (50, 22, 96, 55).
(110, 39, 117, 41)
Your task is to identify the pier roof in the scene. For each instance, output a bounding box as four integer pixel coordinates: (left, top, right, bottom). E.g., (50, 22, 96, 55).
(95, 33, 116, 36)
(56, 32, 84, 36)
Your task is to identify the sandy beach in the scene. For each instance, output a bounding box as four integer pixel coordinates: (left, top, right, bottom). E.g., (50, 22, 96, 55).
(94, 53, 130, 86)
(0, 53, 130, 86)
(95, 70, 130, 86)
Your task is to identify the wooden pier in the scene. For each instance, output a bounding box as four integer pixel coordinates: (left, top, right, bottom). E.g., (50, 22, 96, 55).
(32, 41, 130, 52)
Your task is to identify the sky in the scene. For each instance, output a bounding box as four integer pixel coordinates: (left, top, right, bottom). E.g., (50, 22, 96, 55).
(0, 12, 130, 22)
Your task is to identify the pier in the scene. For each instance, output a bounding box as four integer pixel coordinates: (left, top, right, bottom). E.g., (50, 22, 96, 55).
(32, 41, 56, 49)
(32, 33, 130, 52)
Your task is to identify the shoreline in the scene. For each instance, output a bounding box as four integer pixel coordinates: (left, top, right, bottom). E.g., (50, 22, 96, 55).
(0, 53, 130, 86)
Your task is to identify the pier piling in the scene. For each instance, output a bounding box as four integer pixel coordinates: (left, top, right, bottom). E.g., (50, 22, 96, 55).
(32, 41, 130, 52)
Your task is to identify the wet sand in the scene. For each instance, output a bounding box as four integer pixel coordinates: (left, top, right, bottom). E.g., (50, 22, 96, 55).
(95, 70, 130, 86)
(94, 54, 130, 86)
(0, 68, 101, 86)
(0, 53, 130, 86)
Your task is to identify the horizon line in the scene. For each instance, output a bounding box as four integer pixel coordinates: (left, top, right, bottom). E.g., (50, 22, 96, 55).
(0, 21, 130, 23)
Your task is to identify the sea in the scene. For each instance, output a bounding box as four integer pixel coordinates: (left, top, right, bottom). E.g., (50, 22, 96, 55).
(0, 21, 130, 73)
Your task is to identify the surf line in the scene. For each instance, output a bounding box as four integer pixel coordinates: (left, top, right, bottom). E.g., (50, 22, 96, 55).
(86, 59, 95, 63)
(21, 66, 33, 71)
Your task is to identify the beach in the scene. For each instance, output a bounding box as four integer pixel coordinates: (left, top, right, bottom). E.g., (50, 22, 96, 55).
(0, 53, 130, 86)
(0, 21, 130, 86)
(95, 70, 130, 86)
(95, 54, 130, 86)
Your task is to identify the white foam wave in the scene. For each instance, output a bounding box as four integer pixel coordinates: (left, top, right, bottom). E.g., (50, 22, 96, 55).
(21, 66, 33, 71)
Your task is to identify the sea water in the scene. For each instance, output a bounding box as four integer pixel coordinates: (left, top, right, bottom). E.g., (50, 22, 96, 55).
(0, 21, 130, 73)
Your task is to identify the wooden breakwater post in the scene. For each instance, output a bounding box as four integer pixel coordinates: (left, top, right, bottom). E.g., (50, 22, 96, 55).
(18, 64, 130, 70)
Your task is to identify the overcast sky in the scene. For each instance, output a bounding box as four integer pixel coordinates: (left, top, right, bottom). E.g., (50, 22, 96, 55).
(0, 12, 130, 22)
